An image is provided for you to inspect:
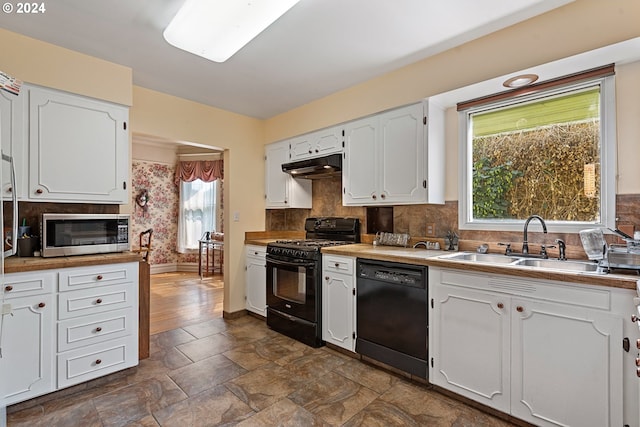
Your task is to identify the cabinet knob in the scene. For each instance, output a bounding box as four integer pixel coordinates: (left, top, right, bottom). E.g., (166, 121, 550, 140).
(632, 315, 640, 323)
(315, 149, 319, 153)
(636, 357, 640, 367)
(380, 193, 386, 199)
(95, 327, 103, 332)
(38, 302, 46, 308)
(516, 306, 524, 313)
(325, 276, 330, 281)
(95, 359, 102, 365)
(4, 285, 12, 292)
(35, 188, 43, 194)
(637, 339, 640, 350)
(97, 275, 103, 280)
(308, 149, 313, 154)
(497, 302, 504, 309)
(334, 263, 340, 268)
(637, 367, 640, 378)
(372, 194, 377, 200)
(6, 187, 11, 193)
(96, 298, 103, 304)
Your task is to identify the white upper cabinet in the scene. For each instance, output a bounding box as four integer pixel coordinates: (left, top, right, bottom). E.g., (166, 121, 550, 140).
(289, 126, 343, 161)
(265, 140, 312, 208)
(27, 85, 129, 203)
(343, 102, 444, 206)
(0, 89, 26, 199)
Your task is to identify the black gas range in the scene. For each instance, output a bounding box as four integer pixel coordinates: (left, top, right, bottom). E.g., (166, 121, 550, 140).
(266, 217, 360, 347)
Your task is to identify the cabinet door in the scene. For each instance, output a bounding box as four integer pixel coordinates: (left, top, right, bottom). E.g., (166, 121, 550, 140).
(245, 246, 266, 316)
(430, 284, 510, 412)
(311, 127, 343, 157)
(28, 86, 129, 203)
(0, 294, 54, 406)
(378, 103, 426, 204)
(0, 89, 26, 199)
(343, 116, 378, 205)
(289, 134, 314, 161)
(265, 141, 290, 208)
(510, 299, 623, 427)
(322, 269, 354, 351)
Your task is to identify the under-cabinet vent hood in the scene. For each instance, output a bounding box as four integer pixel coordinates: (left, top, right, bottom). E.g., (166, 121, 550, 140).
(281, 153, 342, 179)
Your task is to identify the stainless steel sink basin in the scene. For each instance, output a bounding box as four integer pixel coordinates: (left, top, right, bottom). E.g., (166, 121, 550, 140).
(442, 252, 520, 264)
(512, 258, 599, 272)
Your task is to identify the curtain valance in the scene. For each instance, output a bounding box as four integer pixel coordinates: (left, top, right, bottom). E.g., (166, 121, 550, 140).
(175, 160, 223, 184)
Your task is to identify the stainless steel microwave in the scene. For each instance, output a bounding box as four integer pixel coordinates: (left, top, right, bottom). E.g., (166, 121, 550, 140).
(41, 213, 130, 257)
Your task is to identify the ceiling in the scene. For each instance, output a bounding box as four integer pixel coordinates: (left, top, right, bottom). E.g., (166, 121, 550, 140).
(0, 0, 573, 119)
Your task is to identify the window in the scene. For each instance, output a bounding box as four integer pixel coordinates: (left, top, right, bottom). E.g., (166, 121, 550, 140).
(177, 179, 219, 252)
(458, 73, 616, 232)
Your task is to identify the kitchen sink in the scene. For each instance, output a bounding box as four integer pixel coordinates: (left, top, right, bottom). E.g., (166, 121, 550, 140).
(512, 258, 599, 272)
(441, 252, 520, 264)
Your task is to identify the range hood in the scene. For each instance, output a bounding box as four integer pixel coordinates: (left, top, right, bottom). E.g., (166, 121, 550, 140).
(281, 153, 342, 179)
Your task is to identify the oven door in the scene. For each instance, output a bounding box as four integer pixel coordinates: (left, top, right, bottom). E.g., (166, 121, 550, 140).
(266, 255, 318, 323)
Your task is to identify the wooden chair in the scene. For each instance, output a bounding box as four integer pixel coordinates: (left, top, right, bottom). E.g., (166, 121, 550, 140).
(134, 228, 153, 263)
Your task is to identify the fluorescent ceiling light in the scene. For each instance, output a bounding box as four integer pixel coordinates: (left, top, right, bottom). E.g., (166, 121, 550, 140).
(164, 0, 300, 63)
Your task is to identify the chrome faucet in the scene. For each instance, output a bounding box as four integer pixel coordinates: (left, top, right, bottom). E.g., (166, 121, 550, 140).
(522, 215, 547, 255)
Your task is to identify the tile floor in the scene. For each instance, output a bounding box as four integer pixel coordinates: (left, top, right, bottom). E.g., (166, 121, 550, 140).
(7, 315, 517, 426)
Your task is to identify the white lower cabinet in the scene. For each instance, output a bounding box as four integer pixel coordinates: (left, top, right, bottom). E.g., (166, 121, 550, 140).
(245, 245, 266, 316)
(56, 263, 139, 389)
(322, 255, 355, 351)
(0, 262, 138, 408)
(0, 271, 56, 406)
(429, 268, 624, 427)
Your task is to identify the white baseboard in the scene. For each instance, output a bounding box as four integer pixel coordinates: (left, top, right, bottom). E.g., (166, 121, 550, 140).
(149, 262, 200, 275)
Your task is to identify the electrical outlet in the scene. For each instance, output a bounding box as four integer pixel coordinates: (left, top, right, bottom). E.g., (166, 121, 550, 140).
(425, 223, 435, 237)
(1, 303, 11, 315)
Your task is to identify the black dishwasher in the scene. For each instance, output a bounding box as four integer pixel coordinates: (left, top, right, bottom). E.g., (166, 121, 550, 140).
(356, 258, 428, 378)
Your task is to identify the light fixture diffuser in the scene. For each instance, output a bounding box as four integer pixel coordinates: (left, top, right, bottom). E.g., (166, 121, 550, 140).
(163, 0, 300, 63)
(502, 73, 539, 88)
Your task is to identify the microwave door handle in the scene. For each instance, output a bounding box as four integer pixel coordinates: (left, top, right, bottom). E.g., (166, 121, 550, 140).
(2, 152, 17, 257)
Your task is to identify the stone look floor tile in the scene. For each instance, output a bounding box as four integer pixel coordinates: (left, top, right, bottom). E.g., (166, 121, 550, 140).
(6, 315, 518, 427)
(288, 370, 379, 425)
(169, 353, 247, 397)
(92, 375, 188, 426)
(225, 362, 308, 411)
(176, 332, 247, 362)
(333, 358, 401, 394)
(235, 398, 330, 427)
(152, 384, 255, 426)
(7, 400, 103, 427)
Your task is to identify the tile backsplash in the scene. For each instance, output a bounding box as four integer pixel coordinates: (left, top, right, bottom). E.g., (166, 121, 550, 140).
(265, 177, 640, 257)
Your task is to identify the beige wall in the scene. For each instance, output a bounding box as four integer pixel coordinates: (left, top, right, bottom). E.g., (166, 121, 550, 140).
(264, 0, 640, 198)
(130, 87, 265, 314)
(0, 28, 132, 106)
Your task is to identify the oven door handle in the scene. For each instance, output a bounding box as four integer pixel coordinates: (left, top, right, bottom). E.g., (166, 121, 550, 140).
(266, 256, 316, 269)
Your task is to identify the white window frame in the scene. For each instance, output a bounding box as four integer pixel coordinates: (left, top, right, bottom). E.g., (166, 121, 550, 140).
(177, 179, 219, 253)
(458, 75, 617, 233)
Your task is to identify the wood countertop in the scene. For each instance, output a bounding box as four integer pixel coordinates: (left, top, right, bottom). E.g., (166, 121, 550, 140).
(4, 251, 141, 274)
(321, 244, 639, 291)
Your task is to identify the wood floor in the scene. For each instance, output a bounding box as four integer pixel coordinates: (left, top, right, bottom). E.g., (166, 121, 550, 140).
(149, 271, 224, 335)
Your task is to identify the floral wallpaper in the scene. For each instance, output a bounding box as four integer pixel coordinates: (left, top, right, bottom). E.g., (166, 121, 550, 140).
(131, 160, 223, 269)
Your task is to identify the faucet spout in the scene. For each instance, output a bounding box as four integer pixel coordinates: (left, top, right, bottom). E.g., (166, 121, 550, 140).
(522, 215, 547, 254)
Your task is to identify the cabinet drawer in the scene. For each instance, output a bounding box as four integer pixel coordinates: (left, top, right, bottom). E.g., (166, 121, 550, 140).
(58, 284, 133, 320)
(57, 336, 137, 388)
(57, 307, 134, 352)
(246, 245, 266, 259)
(3, 271, 56, 299)
(323, 256, 354, 275)
(58, 263, 137, 292)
